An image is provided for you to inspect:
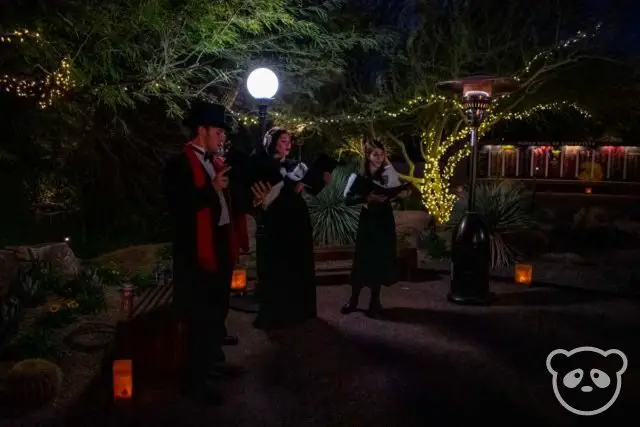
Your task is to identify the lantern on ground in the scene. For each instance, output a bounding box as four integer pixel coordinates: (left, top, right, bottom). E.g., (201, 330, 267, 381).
(585, 187, 592, 194)
(437, 76, 519, 305)
(231, 269, 247, 292)
(514, 263, 533, 286)
(112, 359, 133, 401)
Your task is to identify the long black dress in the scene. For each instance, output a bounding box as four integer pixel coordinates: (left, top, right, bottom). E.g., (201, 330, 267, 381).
(251, 153, 319, 330)
(345, 165, 399, 290)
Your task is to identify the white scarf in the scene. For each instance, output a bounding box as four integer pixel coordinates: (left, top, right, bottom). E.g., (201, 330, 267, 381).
(262, 159, 309, 208)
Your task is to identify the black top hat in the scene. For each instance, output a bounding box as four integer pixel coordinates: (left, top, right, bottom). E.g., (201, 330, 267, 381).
(182, 101, 232, 131)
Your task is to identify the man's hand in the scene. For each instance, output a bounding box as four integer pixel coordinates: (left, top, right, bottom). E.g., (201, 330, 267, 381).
(251, 181, 272, 206)
(367, 193, 387, 203)
(212, 166, 231, 191)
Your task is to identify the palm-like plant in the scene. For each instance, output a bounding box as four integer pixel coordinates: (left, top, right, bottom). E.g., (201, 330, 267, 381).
(449, 181, 535, 269)
(305, 165, 361, 246)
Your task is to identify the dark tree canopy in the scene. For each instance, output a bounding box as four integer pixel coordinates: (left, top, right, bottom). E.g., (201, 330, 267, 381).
(0, 0, 637, 250)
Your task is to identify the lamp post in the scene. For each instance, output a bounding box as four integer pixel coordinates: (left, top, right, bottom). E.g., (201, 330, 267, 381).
(247, 67, 279, 150)
(231, 67, 279, 314)
(437, 75, 519, 305)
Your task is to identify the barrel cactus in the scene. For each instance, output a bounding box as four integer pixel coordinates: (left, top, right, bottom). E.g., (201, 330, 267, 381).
(6, 358, 63, 409)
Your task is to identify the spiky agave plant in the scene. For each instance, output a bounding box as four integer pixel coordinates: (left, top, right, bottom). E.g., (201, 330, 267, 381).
(449, 181, 535, 269)
(305, 166, 361, 246)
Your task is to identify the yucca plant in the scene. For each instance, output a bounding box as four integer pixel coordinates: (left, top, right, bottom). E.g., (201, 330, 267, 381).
(305, 165, 361, 246)
(449, 181, 535, 269)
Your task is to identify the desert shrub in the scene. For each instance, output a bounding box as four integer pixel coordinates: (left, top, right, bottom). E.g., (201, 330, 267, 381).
(0, 330, 61, 361)
(306, 166, 361, 246)
(418, 230, 449, 259)
(34, 299, 81, 330)
(449, 181, 536, 268)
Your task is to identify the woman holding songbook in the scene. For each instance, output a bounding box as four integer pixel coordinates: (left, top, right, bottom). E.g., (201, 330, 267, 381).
(249, 128, 335, 330)
(341, 140, 409, 318)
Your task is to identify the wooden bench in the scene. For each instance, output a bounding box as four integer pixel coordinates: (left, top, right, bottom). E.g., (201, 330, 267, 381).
(313, 245, 418, 285)
(130, 284, 174, 318)
(114, 283, 185, 378)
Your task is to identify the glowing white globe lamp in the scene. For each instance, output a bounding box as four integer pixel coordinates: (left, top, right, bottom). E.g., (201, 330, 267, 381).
(247, 67, 279, 100)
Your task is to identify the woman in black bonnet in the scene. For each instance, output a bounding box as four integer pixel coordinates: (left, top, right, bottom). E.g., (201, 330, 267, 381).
(341, 139, 409, 318)
(250, 127, 331, 330)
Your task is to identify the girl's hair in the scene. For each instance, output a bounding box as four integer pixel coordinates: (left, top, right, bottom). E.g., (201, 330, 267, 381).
(361, 139, 386, 180)
(263, 127, 290, 157)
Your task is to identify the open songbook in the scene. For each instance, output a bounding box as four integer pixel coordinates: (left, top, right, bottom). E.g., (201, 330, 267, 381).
(344, 165, 411, 200)
(254, 153, 339, 207)
(346, 174, 411, 198)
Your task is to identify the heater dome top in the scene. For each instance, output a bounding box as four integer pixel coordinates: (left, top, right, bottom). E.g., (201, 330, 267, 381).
(437, 75, 519, 97)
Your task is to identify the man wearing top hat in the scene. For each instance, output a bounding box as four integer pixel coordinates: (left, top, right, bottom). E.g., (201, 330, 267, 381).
(163, 101, 269, 404)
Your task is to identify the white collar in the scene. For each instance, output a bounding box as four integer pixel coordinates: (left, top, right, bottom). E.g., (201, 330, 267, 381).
(189, 142, 207, 156)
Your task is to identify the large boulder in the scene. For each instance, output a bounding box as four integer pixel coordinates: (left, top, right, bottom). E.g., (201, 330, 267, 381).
(9, 242, 81, 282)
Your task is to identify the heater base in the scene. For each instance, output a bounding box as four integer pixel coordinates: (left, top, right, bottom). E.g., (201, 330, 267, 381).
(447, 291, 494, 306)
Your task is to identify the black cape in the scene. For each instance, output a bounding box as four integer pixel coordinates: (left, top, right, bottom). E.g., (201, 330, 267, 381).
(162, 151, 233, 314)
(344, 174, 398, 288)
(250, 152, 320, 329)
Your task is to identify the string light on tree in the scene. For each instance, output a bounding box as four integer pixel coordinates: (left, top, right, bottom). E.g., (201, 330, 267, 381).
(232, 93, 460, 129)
(0, 29, 74, 108)
(512, 23, 601, 82)
(233, 25, 597, 224)
(415, 102, 590, 224)
(0, 29, 42, 44)
(231, 25, 597, 131)
(38, 57, 74, 108)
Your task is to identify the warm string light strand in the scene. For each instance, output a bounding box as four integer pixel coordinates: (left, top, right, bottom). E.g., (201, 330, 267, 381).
(0, 24, 597, 119)
(232, 24, 599, 129)
(0, 29, 74, 108)
(513, 23, 601, 83)
(233, 94, 460, 129)
(0, 29, 42, 43)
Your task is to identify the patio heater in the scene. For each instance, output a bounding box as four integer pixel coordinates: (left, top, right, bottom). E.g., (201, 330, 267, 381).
(230, 67, 279, 313)
(437, 76, 519, 305)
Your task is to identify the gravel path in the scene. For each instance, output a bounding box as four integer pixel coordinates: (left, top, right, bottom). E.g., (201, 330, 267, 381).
(40, 281, 640, 427)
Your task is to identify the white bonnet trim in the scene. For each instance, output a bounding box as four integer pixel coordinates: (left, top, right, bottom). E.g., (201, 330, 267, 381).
(343, 173, 358, 198)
